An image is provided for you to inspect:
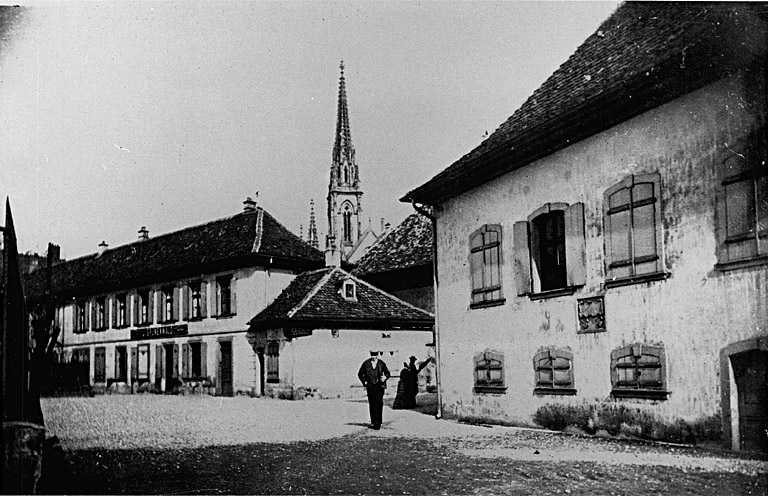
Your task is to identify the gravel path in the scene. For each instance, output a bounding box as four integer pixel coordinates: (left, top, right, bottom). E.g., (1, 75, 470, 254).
(42, 395, 767, 477)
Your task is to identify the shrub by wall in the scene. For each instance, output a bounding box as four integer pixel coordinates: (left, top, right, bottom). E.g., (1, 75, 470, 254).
(533, 402, 722, 445)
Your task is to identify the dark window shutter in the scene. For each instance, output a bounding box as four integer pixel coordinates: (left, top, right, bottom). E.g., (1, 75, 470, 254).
(173, 344, 179, 379)
(132, 292, 139, 327)
(200, 342, 208, 377)
(155, 344, 163, 381)
(230, 278, 237, 315)
(181, 285, 189, 321)
(131, 347, 138, 382)
(173, 286, 180, 322)
(565, 202, 586, 287)
(111, 296, 117, 328)
(182, 343, 189, 379)
(200, 282, 208, 318)
(85, 301, 92, 331)
(513, 221, 531, 296)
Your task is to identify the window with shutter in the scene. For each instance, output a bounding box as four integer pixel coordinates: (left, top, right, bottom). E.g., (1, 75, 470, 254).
(610, 343, 668, 399)
(533, 349, 576, 395)
(514, 203, 586, 298)
(473, 351, 506, 394)
(604, 173, 666, 287)
(94, 347, 106, 383)
(468, 224, 504, 308)
(217, 276, 233, 317)
(715, 128, 767, 270)
(267, 340, 280, 383)
(114, 346, 128, 382)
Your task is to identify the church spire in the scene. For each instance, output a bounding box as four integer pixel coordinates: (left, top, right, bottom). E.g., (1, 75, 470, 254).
(330, 60, 358, 188)
(327, 61, 364, 255)
(308, 199, 319, 249)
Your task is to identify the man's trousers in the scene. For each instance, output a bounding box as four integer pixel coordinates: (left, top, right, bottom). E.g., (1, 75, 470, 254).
(365, 384, 385, 427)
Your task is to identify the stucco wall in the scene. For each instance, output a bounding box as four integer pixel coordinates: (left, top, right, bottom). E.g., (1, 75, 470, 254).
(434, 72, 767, 425)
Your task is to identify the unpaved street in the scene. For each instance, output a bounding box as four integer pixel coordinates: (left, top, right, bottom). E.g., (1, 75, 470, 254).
(40, 395, 767, 495)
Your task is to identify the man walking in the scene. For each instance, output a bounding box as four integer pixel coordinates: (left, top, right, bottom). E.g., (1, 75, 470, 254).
(357, 351, 390, 429)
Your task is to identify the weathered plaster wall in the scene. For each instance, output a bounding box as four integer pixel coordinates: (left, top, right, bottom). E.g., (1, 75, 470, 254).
(434, 72, 767, 424)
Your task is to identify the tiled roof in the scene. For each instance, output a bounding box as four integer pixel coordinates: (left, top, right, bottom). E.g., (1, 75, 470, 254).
(247, 267, 434, 331)
(403, 2, 768, 205)
(24, 207, 323, 301)
(353, 213, 432, 277)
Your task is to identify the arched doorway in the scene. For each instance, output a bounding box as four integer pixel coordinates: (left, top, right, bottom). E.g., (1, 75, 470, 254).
(721, 337, 768, 453)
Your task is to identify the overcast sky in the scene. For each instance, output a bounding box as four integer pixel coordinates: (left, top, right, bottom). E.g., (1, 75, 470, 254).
(1, 1, 619, 259)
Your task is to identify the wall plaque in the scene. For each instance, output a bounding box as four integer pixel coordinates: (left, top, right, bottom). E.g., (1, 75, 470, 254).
(577, 296, 606, 334)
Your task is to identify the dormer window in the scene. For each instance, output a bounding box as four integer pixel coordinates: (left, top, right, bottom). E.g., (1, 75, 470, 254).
(342, 279, 357, 301)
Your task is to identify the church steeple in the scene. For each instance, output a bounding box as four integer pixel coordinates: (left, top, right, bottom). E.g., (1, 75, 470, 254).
(308, 199, 319, 249)
(327, 61, 363, 255)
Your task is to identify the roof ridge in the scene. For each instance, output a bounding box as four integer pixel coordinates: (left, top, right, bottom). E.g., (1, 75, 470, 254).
(251, 208, 264, 252)
(287, 267, 335, 318)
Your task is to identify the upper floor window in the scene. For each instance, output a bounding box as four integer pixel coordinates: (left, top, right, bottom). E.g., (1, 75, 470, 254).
(603, 173, 664, 286)
(216, 276, 235, 317)
(74, 300, 87, 333)
(473, 350, 506, 394)
(342, 202, 353, 244)
(533, 348, 575, 395)
(162, 286, 177, 323)
(715, 128, 767, 269)
(514, 203, 586, 297)
(469, 224, 504, 307)
(136, 289, 151, 326)
(610, 343, 668, 400)
(94, 297, 107, 331)
(114, 293, 128, 328)
(187, 281, 205, 320)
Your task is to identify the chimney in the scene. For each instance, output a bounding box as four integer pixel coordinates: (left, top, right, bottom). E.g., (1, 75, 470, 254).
(98, 241, 108, 255)
(243, 195, 257, 212)
(47, 244, 61, 263)
(138, 226, 149, 240)
(380, 218, 385, 233)
(324, 235, 341, 267)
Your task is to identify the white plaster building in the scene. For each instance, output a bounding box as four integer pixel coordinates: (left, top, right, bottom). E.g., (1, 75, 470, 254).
(402, 3, 767, 453)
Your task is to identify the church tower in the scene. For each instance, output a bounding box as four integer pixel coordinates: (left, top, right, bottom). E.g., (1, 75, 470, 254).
(307, 199, 319, 249)
(327, 61, 363, 258)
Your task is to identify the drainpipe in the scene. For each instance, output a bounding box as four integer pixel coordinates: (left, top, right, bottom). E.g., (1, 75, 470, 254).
(411, 200, 443, 420)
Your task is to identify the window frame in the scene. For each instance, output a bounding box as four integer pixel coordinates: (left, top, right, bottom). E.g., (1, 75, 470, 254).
(514, 202, 586, 299)
(114, 346, 128, 382)
(188, 281, 205, 320)
(610, 343, 668, 400)
(161, 285, 178, 323)
(115, 293, 128, 328)
(94, 297, 107, 331)
(473, 350, 506, 394)
(74, 299, 87, 333)
(603, 173, 667, 287)
(266, 340, 280, 384)
(137, 289, 151, 326)
(216, 276, 235, 317)
(714, 128, 768, 270)
(533, 349, 576, 395)
(468, 224, 505, 309)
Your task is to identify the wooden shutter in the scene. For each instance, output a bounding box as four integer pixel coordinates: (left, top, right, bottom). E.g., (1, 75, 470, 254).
(173, 286, 180, 322)
(131, 347, 138, 382)
(132, 292, 139, 327)
(513, 221, 531, 296)
(172, 344, 179, 379)
(182, 343, 189, 379)
(200, 281, 208, 318)
(200, 342, 208, 377)
(230, 278, 237, 315)
(181, 285, 189, 321)
(565, 202, 586, 287)
(155, 344, 163, 381)
(111, 296, 117, 328)
(85, 301, 92, 331)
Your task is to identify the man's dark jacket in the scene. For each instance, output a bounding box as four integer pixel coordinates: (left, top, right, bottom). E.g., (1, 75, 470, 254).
(358, 359, 391, 389)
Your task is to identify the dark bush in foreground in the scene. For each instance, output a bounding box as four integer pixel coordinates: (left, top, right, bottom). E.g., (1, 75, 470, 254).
(533, 403, 722, 445)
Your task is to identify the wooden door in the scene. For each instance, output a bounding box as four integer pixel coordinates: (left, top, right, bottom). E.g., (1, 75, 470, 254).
(219, 341, 233, 396)
(732, 350, 768, 453)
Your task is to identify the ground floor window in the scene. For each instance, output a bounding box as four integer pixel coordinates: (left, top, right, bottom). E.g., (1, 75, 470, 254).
(533, 348, 576, 395)
(267, 340, 279, 383)
(137, 344, 150, 380)
(114, 346, 128, 382)
(183, 341, 207, 379)
(94, 346, 106, 383)
(473, 350, 506, 394)
(610, 343, 667, 399)
(72, 347, 90, 386)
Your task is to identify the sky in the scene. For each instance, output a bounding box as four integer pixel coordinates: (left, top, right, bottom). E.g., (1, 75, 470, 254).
(1, 0, 619, 260)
